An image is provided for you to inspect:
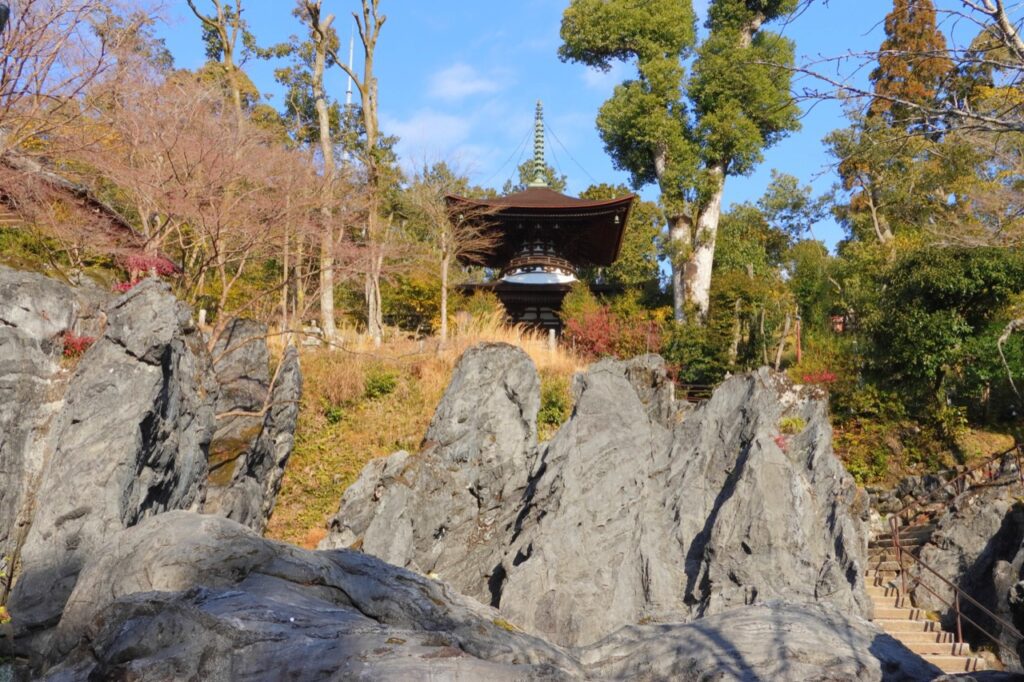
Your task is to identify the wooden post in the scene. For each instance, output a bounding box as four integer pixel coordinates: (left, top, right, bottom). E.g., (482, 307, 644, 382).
(548, 328, 556, 353)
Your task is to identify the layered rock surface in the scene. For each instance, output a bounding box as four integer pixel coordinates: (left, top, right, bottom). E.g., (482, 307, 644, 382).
(322, 345, 871, 647)
(42, 511, 934, 681)
(7, 279, 215, 647)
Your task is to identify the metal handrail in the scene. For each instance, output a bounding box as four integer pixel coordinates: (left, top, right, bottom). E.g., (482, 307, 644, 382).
(891, 443, 1024, 525)
(888, 515, 1024, 652)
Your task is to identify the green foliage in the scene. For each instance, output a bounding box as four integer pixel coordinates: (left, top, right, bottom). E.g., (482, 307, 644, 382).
(865, 246, 1024, 411)
(578, 183, 661, 290)
(364, 368, 398, 401)
(661, 322, 728, 385)
(502, 160, 567, 194)
(779, 416, 806, 435)
(381, 274, 442, 334)
(538, 372, 572, 440)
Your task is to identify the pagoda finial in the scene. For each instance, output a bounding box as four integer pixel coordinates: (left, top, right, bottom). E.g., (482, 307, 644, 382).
(528, 100, 548, 188)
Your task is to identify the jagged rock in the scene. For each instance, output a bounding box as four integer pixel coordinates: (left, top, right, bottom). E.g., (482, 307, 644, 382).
(0, 267, 110, 592)
(44, 511, 578, 681)
(202, 319, 302, 532)
(34, 513, 930, 681)
(320, 342, 541, 606)
(0, 266, 78, 340)
(7, 279, 215, 651)
(323, 348, 870, 648)
(502, 364, 869, 646)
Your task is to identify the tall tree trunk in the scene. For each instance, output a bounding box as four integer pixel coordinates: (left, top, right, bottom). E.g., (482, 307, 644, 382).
(439, 251, 449, 345)
(774, 312, 792, 371)
(668, 214, 690, 323)
(310, 7, 337, 344)
(281, 204, 290, 345)
(729, 298, 742, 365)
(684, 164, 725, 319)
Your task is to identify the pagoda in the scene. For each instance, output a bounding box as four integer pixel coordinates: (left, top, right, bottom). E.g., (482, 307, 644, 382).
(447, 102, 635, 330)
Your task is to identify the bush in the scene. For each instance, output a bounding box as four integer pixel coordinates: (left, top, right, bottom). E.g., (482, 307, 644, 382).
(660, 323, 727, 385)
(561, 285, 664, 360)
(363, 368, 398, 400)
(779, 416, 806, 435)
(538, 372, 571, 440)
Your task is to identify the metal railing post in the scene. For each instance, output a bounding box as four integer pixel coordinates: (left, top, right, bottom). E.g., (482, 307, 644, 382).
(955, 592, 963, 644)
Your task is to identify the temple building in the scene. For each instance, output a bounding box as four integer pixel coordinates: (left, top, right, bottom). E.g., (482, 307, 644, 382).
(447, 102, 635, 330)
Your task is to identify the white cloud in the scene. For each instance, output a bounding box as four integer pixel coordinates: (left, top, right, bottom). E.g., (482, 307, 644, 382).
(384, 109, 474, 154)
(428, 63, 502, 101)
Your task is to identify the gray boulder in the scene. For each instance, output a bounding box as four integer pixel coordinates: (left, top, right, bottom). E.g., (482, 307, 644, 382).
(39, 512, 931, 681)
(320, 342, 541, 606)
(501, 364, 869, 646)
(323, 348, 870, 648)
(202, 319, 302, 531)
(45, 511, 578, 681)
(7, 279, 215, 648)
(579, 601, 939, 681)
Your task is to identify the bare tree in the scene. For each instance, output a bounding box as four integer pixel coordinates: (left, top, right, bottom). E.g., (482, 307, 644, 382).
(0, 0, 135, 156)
(296, 0, 341, 344)
(332, 0, 386, 345)
(404, 163, 499, 344)
(185, 0, 246, 121)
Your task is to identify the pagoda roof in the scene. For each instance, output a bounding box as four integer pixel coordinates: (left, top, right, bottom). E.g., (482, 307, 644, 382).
(445, 188, 635, 268)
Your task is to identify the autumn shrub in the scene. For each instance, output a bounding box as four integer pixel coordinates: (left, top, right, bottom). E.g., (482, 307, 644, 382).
(62, 332, 96, 358)
(562, 284, 664, 359)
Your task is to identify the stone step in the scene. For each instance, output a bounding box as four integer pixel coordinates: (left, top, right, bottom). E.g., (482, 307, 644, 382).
(903, 641, 971, 656)
(875, 618, 942, 633)
(892, 630, 954, 644)
(864, 577, 905, 593)
(869, 540, 924, 552)
(865, 569, 901, 580)
(868, 594, 912, 609)
(920, 654, 986, 673)
(873, 605, 925, 620)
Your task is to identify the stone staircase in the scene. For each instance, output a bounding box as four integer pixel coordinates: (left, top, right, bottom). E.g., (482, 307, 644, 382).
(867, 523, 987, 674)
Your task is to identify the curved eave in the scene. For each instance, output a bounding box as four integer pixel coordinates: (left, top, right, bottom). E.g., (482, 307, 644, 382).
(447, 191, 636, 268)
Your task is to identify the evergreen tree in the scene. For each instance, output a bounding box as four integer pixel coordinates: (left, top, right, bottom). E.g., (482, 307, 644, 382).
(502, 160, 567, 194)
(868, 0, 952, 129)
(559, 0, 800, 322)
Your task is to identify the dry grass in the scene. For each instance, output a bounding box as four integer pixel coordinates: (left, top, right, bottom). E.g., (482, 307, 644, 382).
(264, 311, 584, 547)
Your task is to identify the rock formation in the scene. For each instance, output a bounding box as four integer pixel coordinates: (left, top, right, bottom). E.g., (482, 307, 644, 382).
(40, 511, 935, 681)
(0, 269, 938, 679)
(322, 345, 871, 648)
(202, 319, 302, 532)
(7, 279, 215, 651)
(0, 267, 300, 658)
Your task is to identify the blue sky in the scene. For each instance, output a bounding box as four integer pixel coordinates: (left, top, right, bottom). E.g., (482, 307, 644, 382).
(157, 1, 899, 249)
